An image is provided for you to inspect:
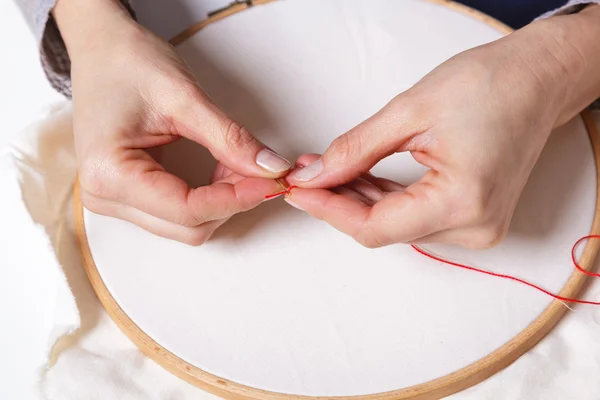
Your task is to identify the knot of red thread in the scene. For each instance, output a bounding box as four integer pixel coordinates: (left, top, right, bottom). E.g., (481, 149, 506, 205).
(264, 185, 297, 199)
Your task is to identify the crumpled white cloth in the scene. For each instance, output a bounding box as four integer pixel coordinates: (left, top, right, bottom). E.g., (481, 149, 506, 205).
(2, 100, 600, 400)
(0, 102, 217, 400)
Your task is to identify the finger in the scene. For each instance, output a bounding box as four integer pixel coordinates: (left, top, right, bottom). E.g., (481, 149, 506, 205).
(80, 149, 282, 227)
(285, 187, 373, 240)
(294, 153, 321, 168)
(174, 93, 291, 178)
(295, 155, 405, 196)
(211, 162, 233, 183)
(360, 174, 406, 193)
(331, 186, 376, 206)
(81, 192, 227, 246)
(295, 155, 399, 202)
(286, 173, 451, 248)
(287, 98, 427, 188)
(343, 177, 385, 203)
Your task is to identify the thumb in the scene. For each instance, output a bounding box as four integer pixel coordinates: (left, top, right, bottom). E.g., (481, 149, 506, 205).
(176, 97, 291, 178)
(287, 100, 421, 188)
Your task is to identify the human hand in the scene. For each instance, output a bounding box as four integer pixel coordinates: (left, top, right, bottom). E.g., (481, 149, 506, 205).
(54, 0, 290, 245)
(285, 10, 600, 249)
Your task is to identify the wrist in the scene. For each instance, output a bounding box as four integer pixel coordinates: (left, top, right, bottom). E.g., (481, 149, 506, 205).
(53, 0, 137, 60)
(522, 5, 600, 126)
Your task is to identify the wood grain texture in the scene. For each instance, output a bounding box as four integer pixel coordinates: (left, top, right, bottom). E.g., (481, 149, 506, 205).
(73, 1, 600, 399)
(169, 0, 277, 46)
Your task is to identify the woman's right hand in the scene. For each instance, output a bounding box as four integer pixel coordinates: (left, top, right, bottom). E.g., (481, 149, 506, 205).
(285, 7, 600, 249)
(54, 0, 291, 245)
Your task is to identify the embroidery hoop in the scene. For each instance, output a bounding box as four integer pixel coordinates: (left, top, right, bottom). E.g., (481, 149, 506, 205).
(73, 1, 600, 398)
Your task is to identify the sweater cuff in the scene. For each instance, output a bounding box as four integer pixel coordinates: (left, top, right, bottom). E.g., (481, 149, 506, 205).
(537, 0, 600, 20)
(39, 1, 136, 99)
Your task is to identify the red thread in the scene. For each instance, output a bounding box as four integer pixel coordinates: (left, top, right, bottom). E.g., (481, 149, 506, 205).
(412, 235, 600, 306)
(265, 185, 297, 199)
(267, 186, 600, 305)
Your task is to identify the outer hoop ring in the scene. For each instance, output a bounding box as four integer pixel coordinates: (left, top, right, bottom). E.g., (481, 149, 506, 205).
(74, 1, 600, 399)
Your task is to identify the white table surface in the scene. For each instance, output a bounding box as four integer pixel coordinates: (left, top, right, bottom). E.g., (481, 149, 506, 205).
(0, 1, 62, 151)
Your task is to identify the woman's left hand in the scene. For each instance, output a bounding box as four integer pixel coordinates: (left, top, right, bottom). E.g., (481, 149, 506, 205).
(285, 8, 600, 249)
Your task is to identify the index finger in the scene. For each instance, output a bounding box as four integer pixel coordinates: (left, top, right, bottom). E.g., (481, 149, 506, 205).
(81, 151, 282, 227)
(285, 176, 451, 248)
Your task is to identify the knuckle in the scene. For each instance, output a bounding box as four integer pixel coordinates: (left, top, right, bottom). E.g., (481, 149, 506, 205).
(183, 191, 218, 227)
(461, 203, 487, 226)
(176, 216, 201, 228)
(224, 120, 255, 151)
(183, 229, 212, 246)
(455, 182, 493, 226)
(355, 227, 386, 249)
(357, 236, 384, 249)
(389, 92, 425, 127)
(78, 158, 113, 199)
(173, 209, 204, 228)
(170, 80, 208, 115)
(329, 133, 362, 164)
(467, 223, 508, 250)
(389, 94, 414, 117)
(175, 77, 205, 103)
(80, 193, 104, 215)
(180, 80, 202, 99)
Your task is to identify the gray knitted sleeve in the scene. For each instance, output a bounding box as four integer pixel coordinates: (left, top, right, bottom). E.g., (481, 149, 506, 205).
(538, 0, 600, 19)
(13, 0, 135, 98)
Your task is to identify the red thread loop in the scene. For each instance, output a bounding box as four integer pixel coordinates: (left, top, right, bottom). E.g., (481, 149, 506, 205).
(412, 235, 600, 306)
(571, 235, 600, 278)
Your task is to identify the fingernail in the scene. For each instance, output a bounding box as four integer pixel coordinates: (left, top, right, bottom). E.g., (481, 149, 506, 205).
(284, 197, 305, 211)
(256, 149, 291, 173)
(292, 159, 323, 181)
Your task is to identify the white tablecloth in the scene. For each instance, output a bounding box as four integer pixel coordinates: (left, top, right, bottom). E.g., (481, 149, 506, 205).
(2, 1, 600, 399)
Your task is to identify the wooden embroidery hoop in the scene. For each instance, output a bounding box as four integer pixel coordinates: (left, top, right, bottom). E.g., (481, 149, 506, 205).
(73, 1, 600, 399)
